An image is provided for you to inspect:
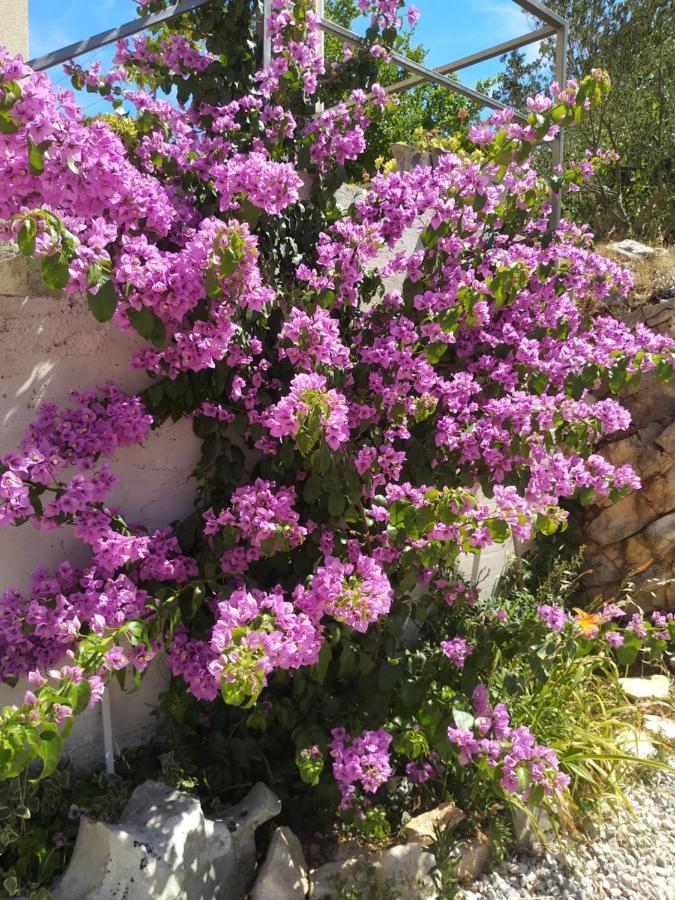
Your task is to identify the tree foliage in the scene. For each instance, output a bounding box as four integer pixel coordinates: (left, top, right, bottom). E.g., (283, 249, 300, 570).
(495, 0, 674, 241)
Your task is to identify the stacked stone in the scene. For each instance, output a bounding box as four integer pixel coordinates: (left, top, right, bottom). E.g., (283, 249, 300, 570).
(583, 292, 674, 610)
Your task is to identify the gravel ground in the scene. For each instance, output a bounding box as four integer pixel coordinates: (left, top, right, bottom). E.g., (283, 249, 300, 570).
(461, 769, 675, 900)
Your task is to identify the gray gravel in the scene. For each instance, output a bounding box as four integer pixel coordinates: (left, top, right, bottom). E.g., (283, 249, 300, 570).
(461, 769, 675, 900)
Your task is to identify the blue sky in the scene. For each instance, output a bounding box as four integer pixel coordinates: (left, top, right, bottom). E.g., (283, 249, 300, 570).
(29, 0, 545, 105)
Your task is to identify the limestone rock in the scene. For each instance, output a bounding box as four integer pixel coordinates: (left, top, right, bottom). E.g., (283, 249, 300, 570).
(585, 492, 657, 547)
(377, 844, 437, 897)
(617, 727, 658, 759)
(643, 714, 675, 742)
(309, 842, 436, 899)
(404, 802, 465, 846)
(608, 239, 656, 261)
(656, 419, 675, 455)
(454, 835, 492, 883)
(511, 806, 554, 849)
(618, 675, 671, 701)
(252, 826, 309, 900)
(50, 780, 281, 900)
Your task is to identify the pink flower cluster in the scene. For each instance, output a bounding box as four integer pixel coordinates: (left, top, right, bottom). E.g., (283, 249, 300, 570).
(278, 307, 352, 371)
(295, 553, 393, 632)
(440, 636, 474, 669)
(448, 684, 570, 798)
(204, 479, 307, 574)
(263, 373, 350, 452)
(0, 384, 151, 528)
(0, 562, 151, 681)
(169, 587, 322, 703)
(329, 726, 393, 807)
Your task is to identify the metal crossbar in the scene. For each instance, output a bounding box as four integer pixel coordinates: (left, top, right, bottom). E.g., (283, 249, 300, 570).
(317, 16, 527, 121)
(382, 25, 556, 96)
(28, 0, 211, 72)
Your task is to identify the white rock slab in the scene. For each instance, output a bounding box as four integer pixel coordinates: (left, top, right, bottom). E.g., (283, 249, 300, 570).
(50, 780, 281, 900)
(608, 239, 657, 261)
(618, 675, 671, 700)
(643, 714, 675, 741)
(617, 726, 657, 759)
(252, 826, 309, 900)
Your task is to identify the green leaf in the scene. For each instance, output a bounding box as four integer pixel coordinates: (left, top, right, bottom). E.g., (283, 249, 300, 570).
(426, 341, 448, 364)
(71, 678, 92, 715)
(219, 248, 238, 278)
(308, 641, 332, 684)
(205, 267, 221, 298)
(41, 254, 70, 290)
(486, 517, 510, 543)
(87, 280, 117, 322)
(399, 567, 418, 593)
(17, 218, 37, 256)
(3, 876, 18, 897)
(578, 486, 595, 507)
(0, 111, 19, 134)
(238, 197, 261, 229)
(608, 364, 627, 394)
(327, 492, 346, 517)
(656, 358, 673, 382)
(303, 473, 323, 505)
(615, 632, 642, 667)
(128, 307, 167, 348)
(27, 135, 45, 175)
(535, 513, 559, 536)
(452, 708, 474, 731)
(34, 731, 62, 781)
(530, 371, 548, 395)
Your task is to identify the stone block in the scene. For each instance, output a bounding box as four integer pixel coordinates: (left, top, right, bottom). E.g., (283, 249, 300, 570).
(252, 826, 309, 900)
(404, 802, 465, 846)
(50, 780, 281, 900)
(643, 715, 675, 742)
(608, 240, 656, 261)
(309, 841, 437, 899)
(454, 835, 491, 883)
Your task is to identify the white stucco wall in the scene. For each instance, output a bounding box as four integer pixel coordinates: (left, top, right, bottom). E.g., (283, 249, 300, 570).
(1, 0, 29, 57)
(0, 254, 201, 766)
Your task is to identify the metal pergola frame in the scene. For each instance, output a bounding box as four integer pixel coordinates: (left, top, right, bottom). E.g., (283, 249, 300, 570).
(28, 0, 568, 203)
(28, 1, 567, 119)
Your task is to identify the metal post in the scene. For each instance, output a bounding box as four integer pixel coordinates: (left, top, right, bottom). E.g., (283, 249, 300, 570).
(315, 0, 325, 113)
(261, 0, 272, 71)
(551, 24, 568, 226)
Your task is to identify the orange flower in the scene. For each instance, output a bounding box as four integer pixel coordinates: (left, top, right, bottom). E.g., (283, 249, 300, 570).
(573, 608, 602, 638)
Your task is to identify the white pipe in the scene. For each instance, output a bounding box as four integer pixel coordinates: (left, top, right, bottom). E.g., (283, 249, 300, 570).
(101, 686, 115, 775)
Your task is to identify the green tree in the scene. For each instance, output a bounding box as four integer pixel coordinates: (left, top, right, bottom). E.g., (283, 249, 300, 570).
(495, 0, 674, 242)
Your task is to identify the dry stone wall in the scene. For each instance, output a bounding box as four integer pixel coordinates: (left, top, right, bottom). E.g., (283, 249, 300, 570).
(582, 295, 675, 610)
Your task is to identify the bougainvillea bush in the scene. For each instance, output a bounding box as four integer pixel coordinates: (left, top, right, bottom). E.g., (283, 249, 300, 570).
(0, 0, 672, 841)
